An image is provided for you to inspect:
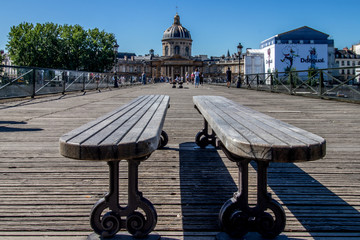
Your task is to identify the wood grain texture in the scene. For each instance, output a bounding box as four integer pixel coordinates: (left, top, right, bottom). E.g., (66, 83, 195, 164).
(0, 84, 359, 239)
(59, 95, 170, 161)
(193, 95, 326, 162)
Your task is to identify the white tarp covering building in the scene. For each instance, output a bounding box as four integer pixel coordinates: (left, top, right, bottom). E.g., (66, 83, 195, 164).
(244, 26, 335, 80)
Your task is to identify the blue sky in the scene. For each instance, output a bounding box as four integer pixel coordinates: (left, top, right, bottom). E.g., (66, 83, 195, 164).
(1, 0, 359, 57)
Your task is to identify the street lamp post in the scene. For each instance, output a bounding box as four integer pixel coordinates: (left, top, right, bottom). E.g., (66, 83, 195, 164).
(237, 43, 243, 88)
(113, 42, 119, 88)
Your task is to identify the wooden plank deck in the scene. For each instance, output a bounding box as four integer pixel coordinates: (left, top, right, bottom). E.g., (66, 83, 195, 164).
(0, 83, 359, 240)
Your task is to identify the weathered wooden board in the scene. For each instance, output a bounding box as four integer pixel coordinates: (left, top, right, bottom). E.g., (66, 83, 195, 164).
(0, 84, 359, 239)
(193, 95, 326, 162)
(59, 95, 170, 161)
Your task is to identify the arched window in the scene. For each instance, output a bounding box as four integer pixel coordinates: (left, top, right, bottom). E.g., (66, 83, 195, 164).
(185, 47, 189, 56)
(175, 46, 180, 55)
(165, 46, 169, 56)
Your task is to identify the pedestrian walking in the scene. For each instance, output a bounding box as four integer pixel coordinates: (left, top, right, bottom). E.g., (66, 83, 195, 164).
(200, 72, 204, 85)
(194, 68, 200, 88)
(185, 72, 189, 84)
(141, 72, 146, 85)
(226, 67, 231, 88)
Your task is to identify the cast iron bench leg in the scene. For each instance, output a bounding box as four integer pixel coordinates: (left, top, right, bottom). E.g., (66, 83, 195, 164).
(90, 160, 157, 238)
(195, 119, 216, 148)
(219, 146, 286, 239)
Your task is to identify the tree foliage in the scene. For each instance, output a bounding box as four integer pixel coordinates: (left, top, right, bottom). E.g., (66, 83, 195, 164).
(0, 50, 4, 64)
(6, 22, 117, 72)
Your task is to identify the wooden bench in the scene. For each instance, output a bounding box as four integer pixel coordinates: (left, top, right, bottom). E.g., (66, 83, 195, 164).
(59, 95, 170, 238)
(193, 95, 326, 239)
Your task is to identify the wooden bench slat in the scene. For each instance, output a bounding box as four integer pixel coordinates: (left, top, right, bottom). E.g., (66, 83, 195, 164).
(70, 95, 153, 146)
(79, 95, 160, 160)
(59, 95, 170, 161)
(225, 99, 325, 144)
(59, 96, 147, 144)
(193, 96, 326, 162)
(106, 95, 169, 160)
(107, 95, 165, 145)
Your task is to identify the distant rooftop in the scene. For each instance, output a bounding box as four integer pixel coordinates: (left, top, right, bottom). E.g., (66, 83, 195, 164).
(260, 26, 334, 48)
(117, 52, 136, 59)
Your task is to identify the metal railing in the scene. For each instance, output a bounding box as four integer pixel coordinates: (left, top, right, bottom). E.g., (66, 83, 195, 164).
(207, 66, 360, 102)
(0, 65, 142, 99)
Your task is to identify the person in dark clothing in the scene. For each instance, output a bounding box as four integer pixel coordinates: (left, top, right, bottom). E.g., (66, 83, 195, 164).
(226, 67, 231, 88)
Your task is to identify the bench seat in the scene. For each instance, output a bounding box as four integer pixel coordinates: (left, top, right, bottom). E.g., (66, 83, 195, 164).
(60, 94, 170, 161)
(193, 95, 325, 163)
(59, 95, 169, 238)
(193, 95, 326, 239)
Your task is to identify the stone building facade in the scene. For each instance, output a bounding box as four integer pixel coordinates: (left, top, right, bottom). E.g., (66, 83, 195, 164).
(113, 13, 244, 83)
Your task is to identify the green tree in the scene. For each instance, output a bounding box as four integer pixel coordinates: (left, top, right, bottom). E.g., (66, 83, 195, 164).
(83, 28, 116, 72)
(6, 22, 117, 72)
(59, 24, 87, 70)
(307, 68, 319, 86)
(0, 50, 4, 63)
(7, 22, 35, 66)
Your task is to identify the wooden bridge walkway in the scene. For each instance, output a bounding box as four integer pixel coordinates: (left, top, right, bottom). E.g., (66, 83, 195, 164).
(0, 83, 359, 240)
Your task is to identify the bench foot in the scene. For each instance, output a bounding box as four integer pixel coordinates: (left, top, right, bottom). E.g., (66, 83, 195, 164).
(219, 197, 286, 239)
(218, 144, 286, 239)
(195, 119, 216, 148)
(158, 130, 168, 149)
(90, 160, 157, 238)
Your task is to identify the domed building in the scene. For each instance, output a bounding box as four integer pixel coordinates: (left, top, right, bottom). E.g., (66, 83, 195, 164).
(162, 14, 192, 57)
(113, 13, 210, 82)
(151, 13, 203, 81)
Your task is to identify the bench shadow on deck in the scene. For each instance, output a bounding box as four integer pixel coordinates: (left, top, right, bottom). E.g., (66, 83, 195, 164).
(178, 141, 360, 239)
(179, 142, 237, 238)
(254, 161, 360, 238)
(0, 120, 43, 132)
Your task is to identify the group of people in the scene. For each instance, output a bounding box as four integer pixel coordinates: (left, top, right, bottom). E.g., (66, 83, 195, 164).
(168, 69, 205, 88)
(190, 68, 202, 88)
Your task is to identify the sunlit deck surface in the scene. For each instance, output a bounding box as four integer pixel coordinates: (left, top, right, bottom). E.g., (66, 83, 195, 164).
(0, 83, 359, 240)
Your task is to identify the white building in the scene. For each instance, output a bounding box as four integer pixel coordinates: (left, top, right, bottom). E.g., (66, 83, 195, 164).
(260, 26, 334, 74)
(244, 49, 264, 75)
(244, 26, 335, 78)
(353, 43, 360, 55)
(352, 43, 360, 83)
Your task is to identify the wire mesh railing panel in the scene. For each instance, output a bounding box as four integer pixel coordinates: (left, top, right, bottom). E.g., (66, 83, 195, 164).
(0, 65, 142, 99)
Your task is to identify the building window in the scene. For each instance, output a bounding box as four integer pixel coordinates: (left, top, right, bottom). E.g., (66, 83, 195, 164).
(347, 61, 350, 66)
(175, 46, 180, 55)
(165, 46, 169, 56)
(185, 47, 189, 56)
(341, 61, 344, 66)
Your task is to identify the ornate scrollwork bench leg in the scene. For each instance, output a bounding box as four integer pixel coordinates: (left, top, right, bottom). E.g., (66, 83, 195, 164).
(195, 119, 216, 148)
(90, 159, 157, 238)
(218, 143, 286, 239)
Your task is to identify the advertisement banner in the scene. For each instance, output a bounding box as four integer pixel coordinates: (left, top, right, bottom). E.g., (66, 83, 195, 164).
(264, 45, 275, 73)
(274, 44, 328, 72)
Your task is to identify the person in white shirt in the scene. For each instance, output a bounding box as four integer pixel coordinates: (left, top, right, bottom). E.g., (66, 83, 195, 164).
(194, 69, 200, 88)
